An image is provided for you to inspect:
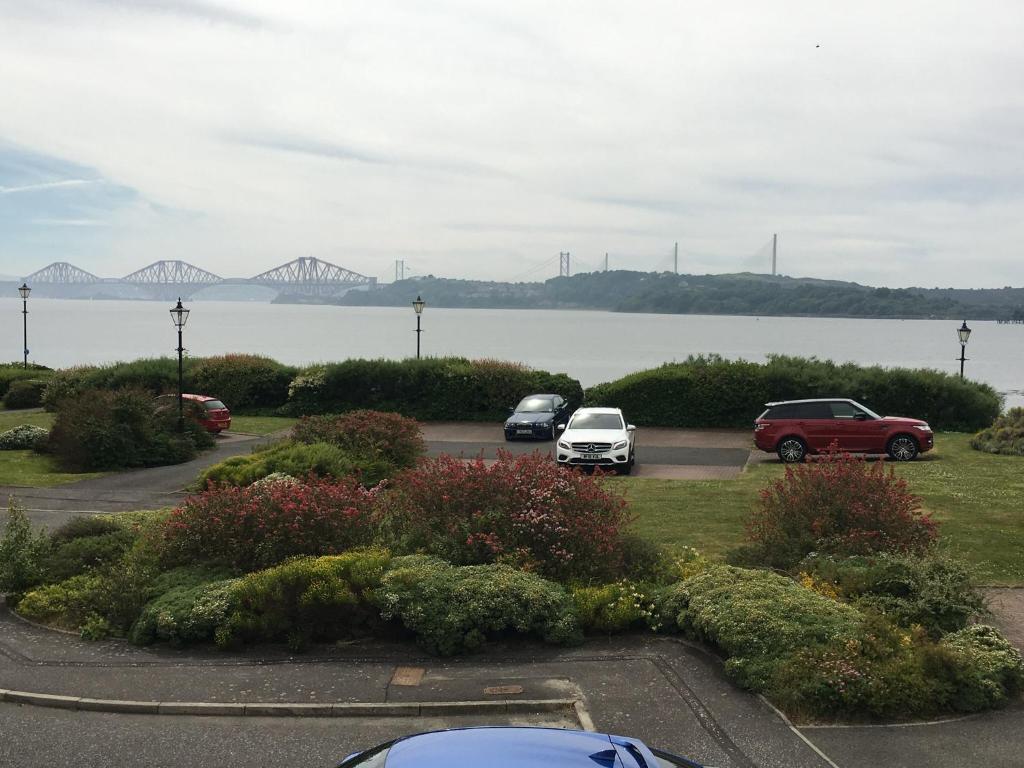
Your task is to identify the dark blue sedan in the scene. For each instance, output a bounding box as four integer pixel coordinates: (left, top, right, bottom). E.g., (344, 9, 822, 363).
(338, 727, 702, 768)
(504, 394, 570, 441)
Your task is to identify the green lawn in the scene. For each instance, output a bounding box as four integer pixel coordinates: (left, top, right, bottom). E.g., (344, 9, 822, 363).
(0, 409, 54, 431)
(228, 415, 298, 435)
(619, 433, 1024, 586)
(0, 451, 104, 487)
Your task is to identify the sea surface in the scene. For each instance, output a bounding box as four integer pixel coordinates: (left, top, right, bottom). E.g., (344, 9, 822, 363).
(5, 298, 1022, 409)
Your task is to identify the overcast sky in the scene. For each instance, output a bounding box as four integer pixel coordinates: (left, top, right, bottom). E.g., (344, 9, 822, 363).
(1, 1, 1022, 287)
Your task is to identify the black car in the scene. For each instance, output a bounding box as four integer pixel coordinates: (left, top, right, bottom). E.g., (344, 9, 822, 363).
(504, 394, 570, 440)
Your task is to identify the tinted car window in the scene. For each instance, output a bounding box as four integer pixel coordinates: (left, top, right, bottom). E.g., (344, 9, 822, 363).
(795, 402, 832, 418)
(568, 413, 624, 430)
(203, 400, 227, 410)
(830, 401, 866, 419)
(515, 397, 554, 412)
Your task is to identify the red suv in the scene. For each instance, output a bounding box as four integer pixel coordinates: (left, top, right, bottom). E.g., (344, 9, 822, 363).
(754, 398, 933, 463)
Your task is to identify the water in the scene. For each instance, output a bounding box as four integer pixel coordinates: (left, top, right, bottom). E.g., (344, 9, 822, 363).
(5, 298, 1022, 408)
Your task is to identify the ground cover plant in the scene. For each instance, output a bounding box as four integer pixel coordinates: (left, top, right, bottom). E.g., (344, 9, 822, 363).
(971, 407, 1024, 456)
(0, 424, 48, 450)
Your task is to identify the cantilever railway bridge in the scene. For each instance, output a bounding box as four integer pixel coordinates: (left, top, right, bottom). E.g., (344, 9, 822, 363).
(21, 258, 377, 300)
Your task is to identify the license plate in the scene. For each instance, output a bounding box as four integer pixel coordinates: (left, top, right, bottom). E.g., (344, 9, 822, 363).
(517, 429, 533, 435)
(581, 453, 602, 460)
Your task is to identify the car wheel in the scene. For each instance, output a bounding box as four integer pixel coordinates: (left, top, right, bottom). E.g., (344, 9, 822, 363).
(887, 434, 919, 461)
(504, 433, 513, 442)
(776, 437, 807, 463)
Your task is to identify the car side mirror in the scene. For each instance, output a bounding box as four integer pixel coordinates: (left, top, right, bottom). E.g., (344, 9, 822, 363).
(507, 406, 514, 414)
(556, 424, 566, 432)
(627, 424, 636, 431)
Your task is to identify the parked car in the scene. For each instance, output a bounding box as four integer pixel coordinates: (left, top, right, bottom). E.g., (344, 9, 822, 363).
(337, 726, 702, 768)
(555, 406, 636, 474)
(154, 393, 232, 433)
(754, 397, 933, 463)
(504, 393, 570, 440)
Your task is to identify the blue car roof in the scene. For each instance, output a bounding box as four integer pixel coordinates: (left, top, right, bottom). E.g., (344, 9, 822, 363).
(384, 728, 624, 768)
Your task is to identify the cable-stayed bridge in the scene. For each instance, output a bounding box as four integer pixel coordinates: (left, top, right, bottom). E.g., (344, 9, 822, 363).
(20, 258, 377, 300)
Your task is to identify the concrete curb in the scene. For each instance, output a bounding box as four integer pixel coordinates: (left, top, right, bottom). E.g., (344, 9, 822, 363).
(0, 688, 580, 719)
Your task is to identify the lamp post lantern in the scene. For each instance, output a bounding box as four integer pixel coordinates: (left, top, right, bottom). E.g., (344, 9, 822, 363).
(956, 320, 971, 378)
(169, 298, 190, 432)
(18, 283, 30, 369)
(412, 295, 425, 359)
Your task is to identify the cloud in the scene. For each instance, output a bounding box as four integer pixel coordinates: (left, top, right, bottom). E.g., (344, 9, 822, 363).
(0, 179, 101, 194)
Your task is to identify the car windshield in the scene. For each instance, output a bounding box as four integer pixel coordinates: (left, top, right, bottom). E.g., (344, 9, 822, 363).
(203, 400, 227, 410)
(568, 413, 623, 430)
(515, 397, 553, 413)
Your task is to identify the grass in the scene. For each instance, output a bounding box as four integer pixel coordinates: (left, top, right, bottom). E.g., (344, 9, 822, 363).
(0, 451, 105, 487)
(229, 415, 297, 435)
(619, 433, 1024, 586)
(0, 409, 54, 431)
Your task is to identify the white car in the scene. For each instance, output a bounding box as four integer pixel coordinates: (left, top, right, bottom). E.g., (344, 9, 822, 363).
(556, 407, 636, 475)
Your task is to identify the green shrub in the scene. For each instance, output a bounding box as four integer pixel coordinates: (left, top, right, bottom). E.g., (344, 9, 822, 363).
(3, 379, 48, 409)
(41, 366, 99, 411)
(197, 441, 389, 488)
(800, 553, 986, 637)
(50, 515, 122, 543)
(191, 354, 295, 411)
(939, 625, 1024, 711)
(283, 357, 583, 422)
(46, 386, 209, 471)
(41, 528, 136, 583)
(0, 501, 50, 596)
(374, 555, 582, 655)
(0, 363, 51, 400)
(130, 576, 238, 646)
(77, 358, 189, 396)
(732, 450, 937, 570)
(291, 411, 425, 469)
(572, 580, 661, 634)
(970, 407, 1024, 455)
(0, 424, 48, 450)
(16, 572, 107, 630)
(218, 549, 390, 650)
(585, 354, 1001, 431)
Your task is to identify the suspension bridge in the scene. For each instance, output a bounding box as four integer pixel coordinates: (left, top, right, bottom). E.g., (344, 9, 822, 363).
(19, 257, 377, 300)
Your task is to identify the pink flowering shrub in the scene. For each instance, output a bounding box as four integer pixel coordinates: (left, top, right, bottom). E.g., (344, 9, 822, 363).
(378, 451, 632, 581)
(291, 410, 425, 469)
(741, 449, 937, 569)
(160, 477, 380, 571)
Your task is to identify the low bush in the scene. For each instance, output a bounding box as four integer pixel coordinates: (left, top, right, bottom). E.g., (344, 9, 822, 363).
(196, 441, 389, 488)
(799, 553, 986, 637)
(130, 575, 238, 646)
(291, 411, 425, 469)
(379, 452, 632, 581)
(50, 515, 123, 543)
(585, 354, 1002, 431)
(732, 450, 937, 570)
(45, 386, 211, 471)
(218, 549, 390, 650)
(572, 580, 661, 634)
(160, 476, 380, 571)
(0, 363, 51, 400)
(970, 407, 1024, 456)
(16, 572, 108, 631)
(374, 555, 581, 655)
(41, 527, 136, 583)
(0, 501, 50, 597)
(284, 357, 584, 422)
(0, 424, 48, 450)
(191, 354, 295, 411)
(939, 625, 1024, 711)
(3, 379, 48, 409)
(41, 366, 100, 411)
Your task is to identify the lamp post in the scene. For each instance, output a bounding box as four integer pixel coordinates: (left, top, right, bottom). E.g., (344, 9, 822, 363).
(169, 298, 190, 432)
(956, 320, 971, 378)
(18, 283, 30, 369)
(412, 295, 425, 359)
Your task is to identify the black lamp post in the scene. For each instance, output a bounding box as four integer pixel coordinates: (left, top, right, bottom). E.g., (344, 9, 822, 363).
(169, 298, 190, 432)
(18, 283, 30, 369)
(412, 295, 425, 359)
(956, 320, 971, 378)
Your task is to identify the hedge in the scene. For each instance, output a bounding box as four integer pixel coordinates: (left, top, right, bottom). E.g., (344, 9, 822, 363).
(0, 364, 51, 400)
(284, 357, 584, 421)
(584, 354, 1002, 431)
(970, 408, 1024, 455)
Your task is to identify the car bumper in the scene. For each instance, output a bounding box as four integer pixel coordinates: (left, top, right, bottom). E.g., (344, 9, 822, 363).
(505, 424, 554, 439)
(556, 448, 631, 467)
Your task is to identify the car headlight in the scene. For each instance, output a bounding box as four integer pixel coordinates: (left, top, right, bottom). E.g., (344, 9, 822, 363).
(914, 425, 932, 432)
(613, 440, 627, 450)
(557, 440, 570, 449)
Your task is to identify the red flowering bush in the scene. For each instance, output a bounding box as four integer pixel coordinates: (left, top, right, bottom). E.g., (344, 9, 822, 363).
(291, 410, 425, 470)
(378, 451, 632, 581)
(739, 449, 937, 569)
(160, 477, 380, 571)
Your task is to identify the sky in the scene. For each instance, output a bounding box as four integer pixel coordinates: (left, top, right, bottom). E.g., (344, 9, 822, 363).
(1, 0, 1022, 287)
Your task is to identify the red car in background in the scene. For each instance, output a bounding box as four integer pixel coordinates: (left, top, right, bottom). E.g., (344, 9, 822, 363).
(155, 394, 232, 433)
(754, 398, 933, 463)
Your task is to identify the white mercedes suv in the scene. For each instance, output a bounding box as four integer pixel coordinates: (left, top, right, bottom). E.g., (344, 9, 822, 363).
(555, 407, 636, 475)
